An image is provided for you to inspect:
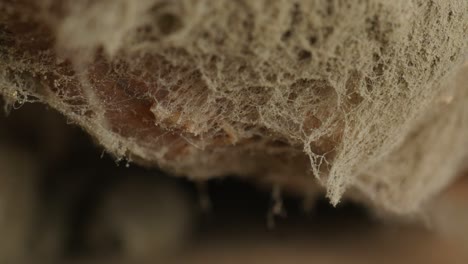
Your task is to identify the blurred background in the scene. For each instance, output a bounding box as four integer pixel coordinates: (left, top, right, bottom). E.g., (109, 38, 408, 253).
(0, 98, 467, 264)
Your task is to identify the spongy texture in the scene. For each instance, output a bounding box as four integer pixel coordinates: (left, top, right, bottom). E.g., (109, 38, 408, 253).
(0, 0, 467, 213)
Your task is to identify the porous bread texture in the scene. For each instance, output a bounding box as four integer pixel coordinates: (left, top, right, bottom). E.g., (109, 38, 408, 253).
(0, 0, 467, 213)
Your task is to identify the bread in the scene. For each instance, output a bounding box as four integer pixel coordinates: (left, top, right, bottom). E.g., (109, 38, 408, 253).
(1, 0, 467, 213)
